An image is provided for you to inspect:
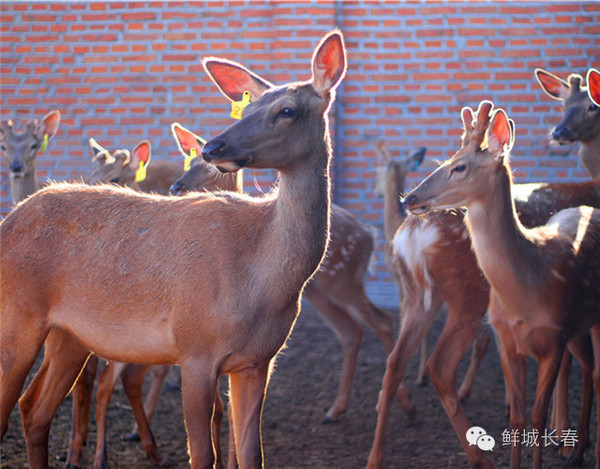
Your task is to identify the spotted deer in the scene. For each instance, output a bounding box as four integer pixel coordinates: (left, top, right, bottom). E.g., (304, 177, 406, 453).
(170, 123, 396, 424)
(368, 96, 600, 467)
(0, 30, 346, 469)
(0, 110, 61, 204)
(403, 101, 600, 469)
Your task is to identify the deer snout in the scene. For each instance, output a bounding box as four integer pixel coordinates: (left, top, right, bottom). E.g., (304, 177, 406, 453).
(202, 141, 226, 162)
(552, 126, 573, 144)
(9, 159, 24, 174)
(170, 181, 184, 196)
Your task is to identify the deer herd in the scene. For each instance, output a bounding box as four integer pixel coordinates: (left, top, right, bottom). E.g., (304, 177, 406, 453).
(0, 30, 599, 469)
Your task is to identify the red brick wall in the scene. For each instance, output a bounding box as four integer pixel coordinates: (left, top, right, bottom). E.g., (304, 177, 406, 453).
(1, 1, 599, 305)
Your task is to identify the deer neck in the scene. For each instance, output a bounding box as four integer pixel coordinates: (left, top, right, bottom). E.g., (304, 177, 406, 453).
(383, 166, 407, 243)
(270, 137, 332, 291)
(465, 167, 550, 315)
(11, 170, 38, 203)
(579, 132, 600, 179)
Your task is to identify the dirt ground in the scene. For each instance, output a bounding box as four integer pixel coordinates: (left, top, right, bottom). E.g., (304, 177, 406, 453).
(1, 302, 595, 468)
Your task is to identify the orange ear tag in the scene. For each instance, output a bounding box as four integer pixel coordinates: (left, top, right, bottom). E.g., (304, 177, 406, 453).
(230, 91, 252, 120)
(184, 147, 198, 171)
(135, 160, 147, 183)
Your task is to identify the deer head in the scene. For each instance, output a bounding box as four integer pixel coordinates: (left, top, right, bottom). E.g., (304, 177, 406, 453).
(169, 123, 213, 195)
(374, 139, 426, 197)
(535, 68, 600, 145)
(404, 101, 514, 215)
(200, 30, 346, 174)
(0, 110, 60, 178)
(88, 139, 151, 188)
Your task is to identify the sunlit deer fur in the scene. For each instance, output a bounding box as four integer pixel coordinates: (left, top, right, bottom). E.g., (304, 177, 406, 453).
(0, 31, 346, 469)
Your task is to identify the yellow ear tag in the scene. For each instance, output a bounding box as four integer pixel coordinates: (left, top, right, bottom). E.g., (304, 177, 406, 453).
(135, 160, 147, 183)
(39, 134, 48, 154)
(184, 147, 198, 171)
(230, 91, 251, 120)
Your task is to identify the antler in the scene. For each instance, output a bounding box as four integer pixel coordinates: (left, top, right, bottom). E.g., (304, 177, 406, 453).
(461, 101, 494, 149)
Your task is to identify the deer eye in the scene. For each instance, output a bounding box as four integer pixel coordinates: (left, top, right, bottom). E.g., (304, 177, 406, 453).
(452, 164, 467, 173)
(0, 145, 5, 151)
(588, 104, 599, 112)
(277, 107, 296, 118)
(31, 143, 37, 150)
(110, 177, 120, 184)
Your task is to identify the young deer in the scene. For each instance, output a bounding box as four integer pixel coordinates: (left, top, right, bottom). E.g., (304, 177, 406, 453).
(368, 82, 600, 467)
(0, 110, 61, 203)
(88, 138, 184, 194)
(404, 101, 600, 469)
(375, 141, 491, 403)
(536, 68, 600, 178)
(170, 123, 396, 423)
(0, 30, 346, 469)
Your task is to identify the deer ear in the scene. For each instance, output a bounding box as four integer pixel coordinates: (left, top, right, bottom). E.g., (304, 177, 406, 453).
(587, 68, 600, 106)
(89, 137, 112, 166)
(171, 123, 206, 157)
(130, 140, 151, 168)
(407, 147, 426, 171)
(203, 58, 273, 103)
(487, 109, 513, 157)
(38, 110, 61, 140)
(535, 69, 570, 100)
(311, 30, 347, 98)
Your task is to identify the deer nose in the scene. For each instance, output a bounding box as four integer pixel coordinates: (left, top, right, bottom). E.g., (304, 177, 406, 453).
(552, 126, 573, 142)
(9, 160, 23, 173)
(202, 141, 226, 162)
(170, 181, 183, 196)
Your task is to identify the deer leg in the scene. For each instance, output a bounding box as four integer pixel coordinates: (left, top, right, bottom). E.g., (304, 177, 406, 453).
(457, 326, 490, 400)
(18, 328, 90, 469)
(0, 323, 47, 441)
(119, 363, 173, 467)
(226, 398, 237, 469)
(304, 284, 364, 423)
(588, 325, 600, 469)
(427, 308, 493, 469)
(531, 341, 566, 469)
(551, 348, 572, 459)
(180, 360, 218, 469)
(94, 361, 127, 469)
(124, 364, 170, 441)
(366, 293, 443, 469)
(491, 315, 527, 469)
(66, 355, 99, 469)
(563, 335, 593, 466)
(228, 364, 270, 469)
(213, 386, 225, 469)
(415, 338, 428, 386)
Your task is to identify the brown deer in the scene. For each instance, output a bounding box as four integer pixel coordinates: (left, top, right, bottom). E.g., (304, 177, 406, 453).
(536, 68, 600, 178)
(368, 115, 600, 467)
(0, 110, 61, 203)
(0, 30, 346, 469)
(403, 101, 600, 469)
(170, 123, 396, 424)
(374, 142, 492, 405)
(88, 137, 184, 194)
